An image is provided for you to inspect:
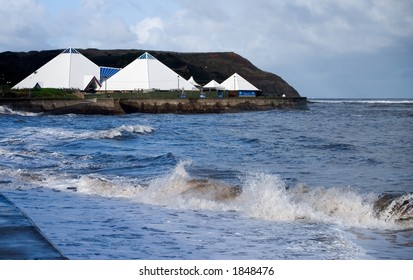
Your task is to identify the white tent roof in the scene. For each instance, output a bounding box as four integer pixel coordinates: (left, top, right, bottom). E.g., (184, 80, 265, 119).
(13, 48, 100, 90)
(187, 76, 200, 87)
(203, 79, 224, 89)
(220, 73, 258, 91)
(102, 52, 197, 91)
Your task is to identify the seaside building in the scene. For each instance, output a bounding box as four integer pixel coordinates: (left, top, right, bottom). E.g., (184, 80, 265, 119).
(220, 73, 259, 97)
(12, 49, 260, 97)
(12, 48, 101, 91)
(187, 76, 201, 88)
(203, 80, 224, 91)
(101, 52, 197, 91)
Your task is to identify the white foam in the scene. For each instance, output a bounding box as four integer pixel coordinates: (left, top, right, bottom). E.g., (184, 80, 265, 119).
(74, 175, 145, 198)
(102, 125, 154, 139)
(0, 105, 40, 116)
(35, 173, 144, 199)
(0, 147, 12, 157)
(19, 124, 154, 141)
(239, 172, 304, 221)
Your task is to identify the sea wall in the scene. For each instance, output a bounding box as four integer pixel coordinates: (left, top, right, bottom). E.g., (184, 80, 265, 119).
(119, 97, 307, 114)
(0, 98, 124, 115)
(0, 97, 307, 115)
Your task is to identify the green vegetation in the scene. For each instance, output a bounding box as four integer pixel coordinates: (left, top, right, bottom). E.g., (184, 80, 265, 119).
(1, 88, 82, 99)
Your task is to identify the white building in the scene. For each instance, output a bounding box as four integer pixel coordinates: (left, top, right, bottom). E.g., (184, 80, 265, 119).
(12, 48, 101, 90)
(220, 73, 258, 91)
(203, 79, 224, 90)
(220, 73, 259, 97)
(187, 76, 201, 88)
(102, 52, 197, 91)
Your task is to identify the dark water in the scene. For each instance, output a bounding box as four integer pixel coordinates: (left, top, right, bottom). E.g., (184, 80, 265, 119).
(0, 99, 412, 259)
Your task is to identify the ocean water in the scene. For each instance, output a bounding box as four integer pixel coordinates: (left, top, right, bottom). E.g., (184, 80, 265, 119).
(0, 99, 412, 260)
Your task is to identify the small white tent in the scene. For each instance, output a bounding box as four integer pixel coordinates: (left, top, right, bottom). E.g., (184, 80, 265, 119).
(187, 76, 200, 88)
(203, 79, 224, 90)
(102, 52, 197, 91)
(13, 48, 100, 90)
(220, 73, 258, 91)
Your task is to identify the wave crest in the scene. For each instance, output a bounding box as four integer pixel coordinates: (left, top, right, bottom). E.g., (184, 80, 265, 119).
(135, 165, 413, 229)
(102, 125, 154, 139)
(19, 124, 154, 141)
(7, 161, 411, 230)
(240, 172, 413, 229)
(0, 105, 40, 116)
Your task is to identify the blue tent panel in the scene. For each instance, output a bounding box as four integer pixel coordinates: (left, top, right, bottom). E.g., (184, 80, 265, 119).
(138, 52, 155, 60)
(100, 67, 121, 82)
(62, 48, 79, 54)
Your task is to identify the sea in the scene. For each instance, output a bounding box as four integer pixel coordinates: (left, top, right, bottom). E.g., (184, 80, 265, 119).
(0, 99, 412, 260)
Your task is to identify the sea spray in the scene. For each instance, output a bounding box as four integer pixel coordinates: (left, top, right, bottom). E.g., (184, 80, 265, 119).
(239, 172, 306, 221)
(235, 172, 408, 229)
(132, 164, 412, 229)
(290, 186, 380, 227)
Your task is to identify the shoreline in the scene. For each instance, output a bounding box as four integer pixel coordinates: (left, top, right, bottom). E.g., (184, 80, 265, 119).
(0, 97, 308, 115)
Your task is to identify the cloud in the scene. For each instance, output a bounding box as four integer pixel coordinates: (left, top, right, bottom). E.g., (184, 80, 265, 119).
(130, 17, 164, 45)
(0, 0, 411, 97)
(45, 0, 139, 49)
(155, 0, 413, 59)
(290, 0, 413, 53)
(81, 0, 109, 10)
(3, 0, 411, 56)
(0, 0, 49, 51)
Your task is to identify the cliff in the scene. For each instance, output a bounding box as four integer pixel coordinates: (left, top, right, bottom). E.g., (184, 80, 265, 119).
(0, 49, 300, 97)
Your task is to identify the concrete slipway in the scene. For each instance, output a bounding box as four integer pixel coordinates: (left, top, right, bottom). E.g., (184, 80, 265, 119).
(0, 194, 66, 260)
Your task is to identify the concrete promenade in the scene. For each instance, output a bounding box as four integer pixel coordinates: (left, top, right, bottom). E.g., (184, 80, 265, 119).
(0, 194, 66, 260)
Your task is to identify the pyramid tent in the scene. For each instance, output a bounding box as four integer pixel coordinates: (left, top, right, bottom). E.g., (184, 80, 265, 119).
(13, 48, 100, 90)
(220, 73, 258, 91)
(102, 52, 197, 91)
(187, 76, 200, 87)
(203, 79, 224, 90)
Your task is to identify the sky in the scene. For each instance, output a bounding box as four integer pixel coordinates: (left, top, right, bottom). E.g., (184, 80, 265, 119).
(0, 0, 412, 98)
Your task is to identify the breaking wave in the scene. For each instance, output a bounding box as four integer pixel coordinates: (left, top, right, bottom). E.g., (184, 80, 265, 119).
(11, 161, 411, 231)
(20, 124, 154, 141)
(0, 105, 40, 116)
(99, 125, 155, 139)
